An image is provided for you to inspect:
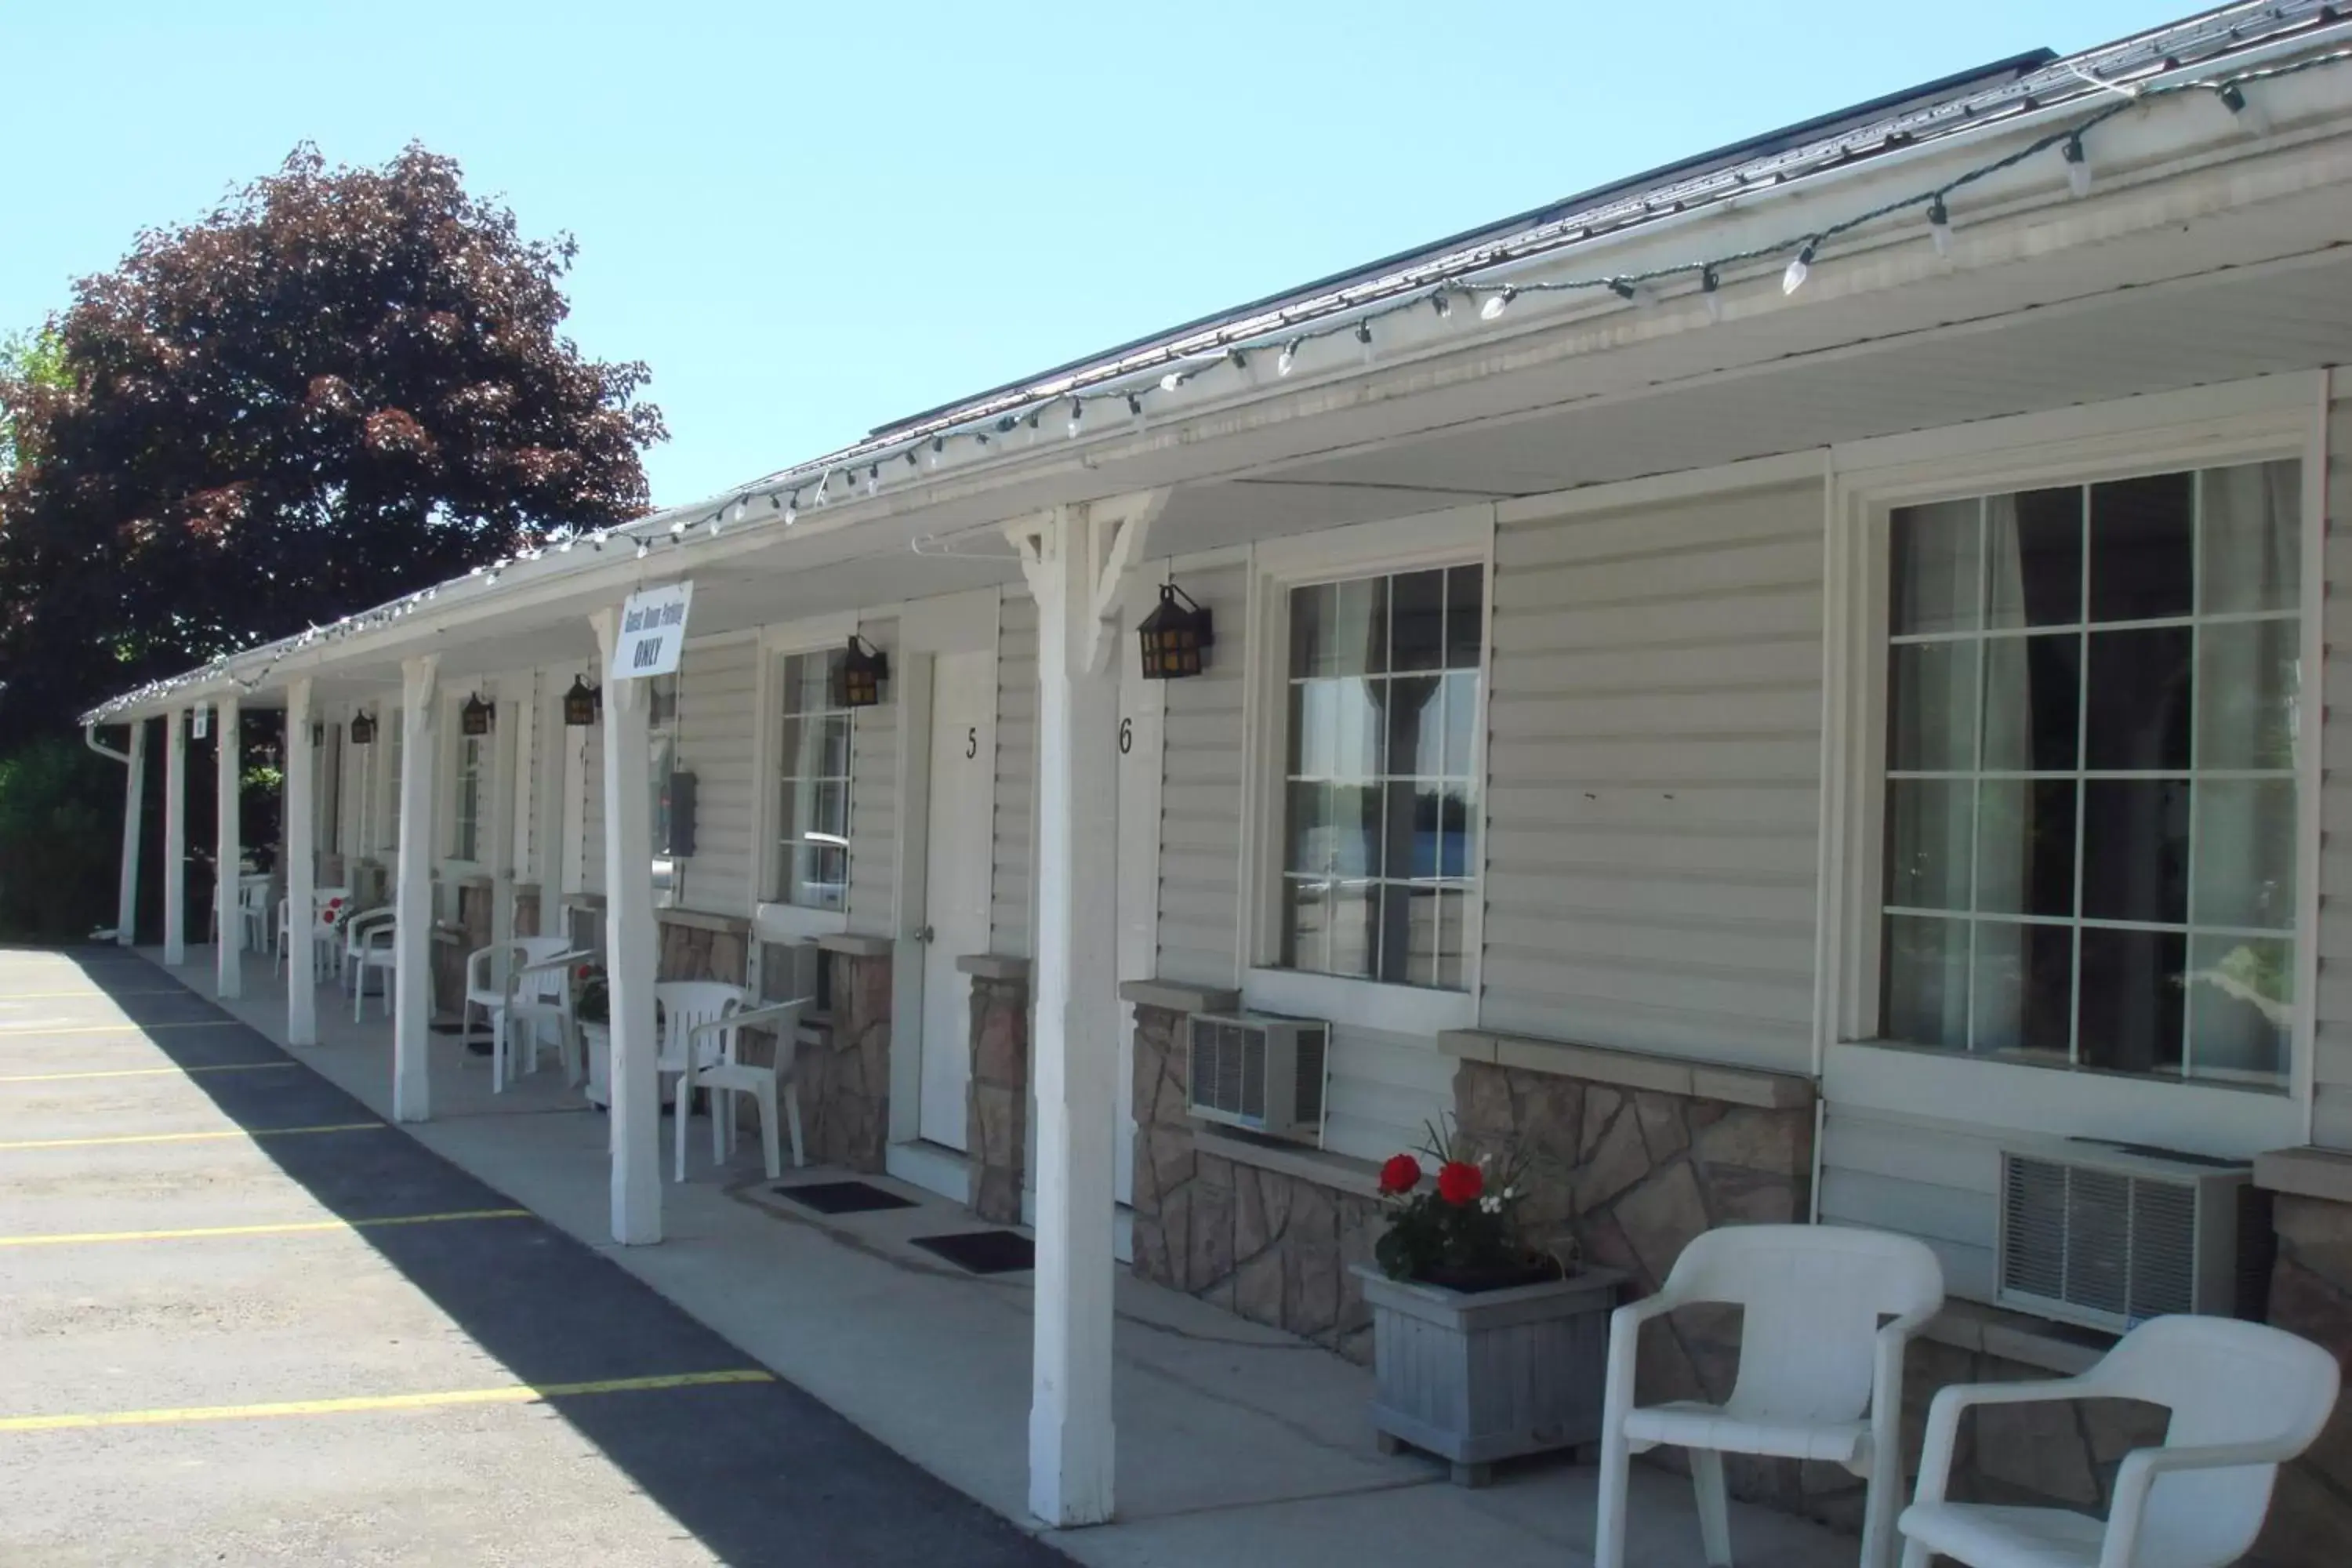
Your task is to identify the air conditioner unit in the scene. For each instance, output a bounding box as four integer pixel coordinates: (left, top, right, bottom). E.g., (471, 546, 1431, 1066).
(1996, 1138, 2262, 1334)
(1186, 1012, 1330, 1142)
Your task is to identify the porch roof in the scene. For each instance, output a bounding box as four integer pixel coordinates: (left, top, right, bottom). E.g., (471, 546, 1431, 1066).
(82, 0, 2352, 724)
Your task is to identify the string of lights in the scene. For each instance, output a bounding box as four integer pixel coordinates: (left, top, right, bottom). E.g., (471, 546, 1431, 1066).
(83, 29, 2352, 725)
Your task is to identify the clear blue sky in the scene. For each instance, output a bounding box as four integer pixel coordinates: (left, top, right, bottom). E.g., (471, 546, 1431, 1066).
(4, 1, 2193, 508)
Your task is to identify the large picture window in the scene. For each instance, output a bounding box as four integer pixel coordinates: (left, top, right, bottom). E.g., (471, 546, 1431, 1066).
(1879, 459, 2300, 1085)
(649, 673, 681, 905)
(1278, 565, 1483, 989)
(452, 732, 485, 862)
(775, 649, 851, 911)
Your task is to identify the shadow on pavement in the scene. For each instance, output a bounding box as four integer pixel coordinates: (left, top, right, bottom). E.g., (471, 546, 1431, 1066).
(34, 946, 1070, 1568)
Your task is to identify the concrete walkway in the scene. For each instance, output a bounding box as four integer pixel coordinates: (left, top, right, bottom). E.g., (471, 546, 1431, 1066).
(0, 944, 1066, 1566)
(140, 943, 1853, 1568)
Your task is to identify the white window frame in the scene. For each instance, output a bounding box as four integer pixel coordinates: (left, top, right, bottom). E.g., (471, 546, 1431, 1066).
(441, 692, 488, 873)
(648, 669, 684, 910)
(751, 613, 863, 943)
(1819, 376, 2325, 1159)
(1238, 504, 1496, 1038)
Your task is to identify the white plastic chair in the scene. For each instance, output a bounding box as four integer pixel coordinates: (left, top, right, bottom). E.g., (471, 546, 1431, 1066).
(1595, 1224, 1944, 1568)
(1898, 1314, 2340, 1568)
(652, 981, 807, 1183)
(299, 886, 352, 980)
(237, 875, 274, 955)
(347, 909, 397, 1020)
(463, 937, 592, 1091)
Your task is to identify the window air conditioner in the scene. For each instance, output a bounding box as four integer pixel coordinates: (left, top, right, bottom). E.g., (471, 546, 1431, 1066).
(1186, 1012, 1330, 1142)
(1996, 1138, 2267, 1334)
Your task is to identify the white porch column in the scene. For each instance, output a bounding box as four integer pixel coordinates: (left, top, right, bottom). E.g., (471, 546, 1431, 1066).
(214, 695, 243, 1000)
(1014, 494, 1162, 1528)
(285, 679, 318, 1047)
(116, 718, 146, 946)
(163, 708, 187, 966)
(593, 611, 661, 1245)
(393, 655, 441, 1123)
(488, 682, 520, 971)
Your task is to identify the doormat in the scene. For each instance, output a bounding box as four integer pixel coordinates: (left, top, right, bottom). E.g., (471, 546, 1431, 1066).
(909, 1229, 1034, 1276)
(775, 1180, 917, 1215)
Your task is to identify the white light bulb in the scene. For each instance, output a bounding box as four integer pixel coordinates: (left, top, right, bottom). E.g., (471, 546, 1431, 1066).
(866, 471, 880, 495)
(1160, 370, 1184, 393)
(784, 499, 797, 524)
(1480, 288, 1514, 321)
(1927, 200, 1953, 259)
(1276, 340, 1300, 376)
(2063, 139, 2092, 198)
(1067, 399, 1084, 439)
(732, 498, 749, 523)
(1782, 246, 1813, 296)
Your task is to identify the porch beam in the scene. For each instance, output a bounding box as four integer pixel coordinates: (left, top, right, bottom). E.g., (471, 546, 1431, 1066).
(286, 679, 318, 1047)
(213, 695, 242, 1000)
(592, 609, 661, 1246)
(163, 708, 187, 966)
(1014, 498, 1145, 1527)
(116, 719, 145, 946)
(393, 655, 440, 1123)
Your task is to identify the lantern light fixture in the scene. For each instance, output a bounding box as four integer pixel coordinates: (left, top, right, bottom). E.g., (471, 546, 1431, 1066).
(562, 675, 601, 728)
(348, 710, 378, 746)
(460, 691, 494, 736)
(1137, 583, 1214, 681)
(836, 634, 890, 709)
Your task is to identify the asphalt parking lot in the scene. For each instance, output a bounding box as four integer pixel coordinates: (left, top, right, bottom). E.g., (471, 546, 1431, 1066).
(0, 945, 1072, 1566)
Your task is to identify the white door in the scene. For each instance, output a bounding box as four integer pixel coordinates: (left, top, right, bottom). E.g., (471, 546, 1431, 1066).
(919, 650, 996, 1151)
(1114, 573, 1167, 1207)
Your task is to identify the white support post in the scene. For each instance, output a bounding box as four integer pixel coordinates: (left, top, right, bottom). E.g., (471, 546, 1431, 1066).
(393, 655, 441, 1123)
(116, 719, 146, 946)
(1014, 492, 1162, 1529)
(214, 695, 243, 1000)
(593, 610, 662, 1246)
(163, 708, 187, 966)
(488, 683, 520, 975)
(286, 679, 318, 1047)
(532, 674, 568, 927)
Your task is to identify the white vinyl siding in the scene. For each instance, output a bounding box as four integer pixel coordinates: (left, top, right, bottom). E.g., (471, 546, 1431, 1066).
(579, 720, 606, 896)
(1320, 1021, 1457, 1164)
(676, 639, 758, 916)
(990, 589, 1036, 957)
(1479, 480, 1823, 1073)
(848, 616, 899, 937)
(1818, 1105, 2002, 1300)
(1156, 557, 1248, 987)
(2316, 390, 2352, 1149)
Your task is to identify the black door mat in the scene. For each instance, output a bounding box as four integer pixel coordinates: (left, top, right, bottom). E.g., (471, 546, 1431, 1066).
(909, 1229, 1034, 1275)
(776, 1180, 918, 1215)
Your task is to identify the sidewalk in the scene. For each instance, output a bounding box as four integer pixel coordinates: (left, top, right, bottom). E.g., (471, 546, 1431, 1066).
(155, 945, 1853, 1568)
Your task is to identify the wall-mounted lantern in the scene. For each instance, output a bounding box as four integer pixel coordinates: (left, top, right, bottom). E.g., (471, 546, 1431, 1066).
(459, 691, 494, 737)
(562, 675, 601, 728)
(1138, 583, 1213, 680)
(349, 710, 377, 746)
(836, 634, 889, 709)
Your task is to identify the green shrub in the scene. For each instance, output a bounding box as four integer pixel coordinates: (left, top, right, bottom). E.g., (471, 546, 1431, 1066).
(0, 738, 118, 941)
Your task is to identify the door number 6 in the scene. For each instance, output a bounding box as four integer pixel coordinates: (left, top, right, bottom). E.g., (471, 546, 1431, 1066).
(1118, 717, 1133, 755)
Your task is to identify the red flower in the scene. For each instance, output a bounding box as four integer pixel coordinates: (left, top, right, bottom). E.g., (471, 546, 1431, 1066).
(1378, 1154, 1421, 1195)
(1436, 1160, 1485, 1206)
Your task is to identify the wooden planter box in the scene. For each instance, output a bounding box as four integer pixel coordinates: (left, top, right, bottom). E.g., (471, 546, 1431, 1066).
(1352, 1262, 1624, 1486)
(579, 1020, 611, 1108)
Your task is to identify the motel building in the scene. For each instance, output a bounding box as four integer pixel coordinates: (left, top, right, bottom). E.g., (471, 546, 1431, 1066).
(78, 5, 2352, 1559)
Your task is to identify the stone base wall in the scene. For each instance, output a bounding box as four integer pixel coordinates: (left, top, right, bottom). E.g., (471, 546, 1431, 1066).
(967, 974, 1029, 1225)
(654, 915, 746, 985)
(1127, 1002, 1382, 1361)
(2253, 1192, 2352, 1567)
(514, 890, 539, 938)
(787, 945, 891, 1172)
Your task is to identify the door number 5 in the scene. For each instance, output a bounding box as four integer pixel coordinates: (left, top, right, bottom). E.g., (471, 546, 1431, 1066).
(965, 726, 978, 760)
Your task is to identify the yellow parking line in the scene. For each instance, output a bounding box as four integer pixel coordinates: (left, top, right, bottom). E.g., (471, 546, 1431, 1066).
(0, 1208, 532, 1248)
(0, 1021, 241, 1036)
(0, 1369, 775, 1433)
(0, 990, 190, 1001)
(0, 1062, 296, 1084)
(0, 1123, 383, 1151)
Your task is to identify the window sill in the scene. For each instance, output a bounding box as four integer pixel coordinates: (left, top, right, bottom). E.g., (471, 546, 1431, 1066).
(2255, 1145, 2352, 1203)
(1192, 1126, 1384, 1201)
(1824, 1039, 2303, 1160)
(753, 902, 851, 943)
(1442, 1029, 1812, 1109)
(1242, 968, 1474, 1038)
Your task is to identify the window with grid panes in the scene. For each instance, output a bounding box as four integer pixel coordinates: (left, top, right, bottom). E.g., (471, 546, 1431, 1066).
(1279, 565, 1484, 989)
(452, 733, 485, 862)
(775, 649, 851, 911)
(1879, 460, 2300, 1085)
(649, 673, 681, 905)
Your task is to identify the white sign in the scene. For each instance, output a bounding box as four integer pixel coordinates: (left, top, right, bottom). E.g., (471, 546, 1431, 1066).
(191, 705, 209, 740)
(610, 580, 694, 681)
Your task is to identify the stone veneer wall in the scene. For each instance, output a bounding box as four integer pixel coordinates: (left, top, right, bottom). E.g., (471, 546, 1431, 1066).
(513, 888, 539, 938)
(965, 967, 1029, 1225)
(653, 913, 746, 984)
(2251, 1190, 2352, 1567)
(1128, 1000, 1384, 1362)
(762, 940, 891, 1173)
